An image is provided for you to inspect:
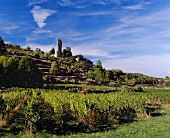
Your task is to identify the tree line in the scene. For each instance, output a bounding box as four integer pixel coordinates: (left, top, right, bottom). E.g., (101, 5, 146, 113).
(85, 60, 158, 86)
(0, 56, 43, 88)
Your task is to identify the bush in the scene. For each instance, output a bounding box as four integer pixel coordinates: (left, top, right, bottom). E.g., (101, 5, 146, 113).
(34, 52, 40, 58)
(134, 85, 143, 92)
(121, 85, 143, 92)
(121, 85, 133, 92)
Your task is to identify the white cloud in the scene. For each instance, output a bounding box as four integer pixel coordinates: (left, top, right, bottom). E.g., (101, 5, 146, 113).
(57, 0, 73, 6)
(4, 41, 12, 44)
(0, 26, 19, 34)
(91, 0, 108, 5)
(103, 54, 170, 78)
(144, 2, 152, 5)
(122, 4, 143, 10)
(58, 5, 170, 78)
(71, 10, 115, 16)
(28, 0, 47, 6)
(24, 43, 55, 52)
(33, 29, 52, 34)
(31, 6, 57, 28)
(74, 5, 87, 9)
(57, 0, 122, 7)
(72, 45, 118, 59)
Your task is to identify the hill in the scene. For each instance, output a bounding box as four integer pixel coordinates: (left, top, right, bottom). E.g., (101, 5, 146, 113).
(0, 37, 164, 88)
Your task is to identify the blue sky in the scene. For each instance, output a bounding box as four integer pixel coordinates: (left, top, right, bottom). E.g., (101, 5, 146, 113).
(0, 0, 170, 78)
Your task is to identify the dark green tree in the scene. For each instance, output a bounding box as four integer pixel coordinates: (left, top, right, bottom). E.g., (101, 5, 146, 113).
(62, 47, 72, 57)
(13, 44, 21, 50)
(93, 67, 105, 84)
(0, 37, 6, 53)
(50, 61, 59, 75)
(49, 48, 55, 55)
(18, 56, 43, 87)
(25, 46, 31, 51)
(1, 56, 19, 87)
(35, 48, 41, 53)
(96, 60, 102, 68)
(105, 70, 114, 80)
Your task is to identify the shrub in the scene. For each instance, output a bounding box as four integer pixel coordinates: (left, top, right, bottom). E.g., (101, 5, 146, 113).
(134, 85, 143, 92)
(121, 85, 143, 92)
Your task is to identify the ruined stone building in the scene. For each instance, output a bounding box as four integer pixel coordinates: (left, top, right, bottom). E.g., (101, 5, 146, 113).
(55, 39, 62, 57)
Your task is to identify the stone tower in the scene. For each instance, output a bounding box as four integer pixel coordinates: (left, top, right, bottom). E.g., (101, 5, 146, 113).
(55, 39, 62, 57)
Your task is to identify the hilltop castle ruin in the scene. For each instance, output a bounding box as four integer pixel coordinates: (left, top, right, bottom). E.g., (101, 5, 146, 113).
(55, 39, 62, 57)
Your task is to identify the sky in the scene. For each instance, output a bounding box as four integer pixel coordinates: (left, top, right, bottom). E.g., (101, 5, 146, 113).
(0, 0, 170, 78)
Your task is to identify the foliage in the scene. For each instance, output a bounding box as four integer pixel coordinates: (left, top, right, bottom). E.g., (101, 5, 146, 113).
(96, 60, 102, 68)
(49, 48, 55, 55)
(121, 85, 143, 92)
(0, 56, 43, 88)
(25, 46, 31, 51)
(1, 87, 170, 137)
(62, 47, 72, 57)
(18, 56, 43, 87)
(50, 61, 59, 75)
(0, 37, 6, 53)
(34, 52, 40, 58)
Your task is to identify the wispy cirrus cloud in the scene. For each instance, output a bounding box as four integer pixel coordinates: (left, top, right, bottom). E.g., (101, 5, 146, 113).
(58, 0, 73, 6)
(0, 18, 19, 34)
(28, 0, 47, 6)
(24, 43, 54, 52)
(31, 6, 57, 28)
(122, 2, 153, 10)
(103, 54, 170, 77)
(71, 10, 115, 16)
(57, 4, 170, 77)
(33, 29, 52, 34)
(0, 26, 19, 34)
(57, 0, 121, 7)
(122, 4, 143, 10)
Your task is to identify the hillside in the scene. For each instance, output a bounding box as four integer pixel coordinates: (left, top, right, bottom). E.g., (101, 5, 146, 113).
(0, 37, 165, 88)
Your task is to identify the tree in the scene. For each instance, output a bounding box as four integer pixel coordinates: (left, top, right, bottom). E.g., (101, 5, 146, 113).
(13, 44, 21, 50)
(34, 52, 40, 58)
(49, 48, 55, 55)
(96, 60, 102, 68)
(165, 76, 169, 79)
(93, 67, 105, 84)
(0, 56, 43, 88)
(0, 37, 6, 53)
(35, 48, 41, 53)
(0, 37, 5, 46)
(105, 70, 114, 80)
(1, 56, 19, 87)
(18, 56, 43, 87)
(50, 61, 59, 75)
(86, 70, 95, 80)
(25, 46, 31, 51)
(62, 47, 72, 57)
(112, 69, 124, 81)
